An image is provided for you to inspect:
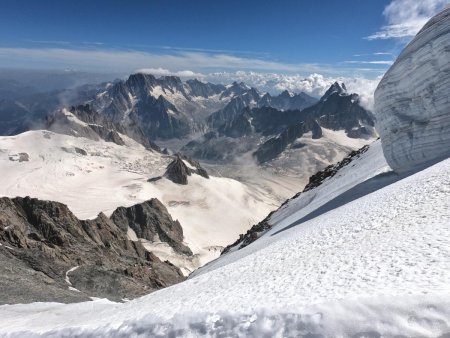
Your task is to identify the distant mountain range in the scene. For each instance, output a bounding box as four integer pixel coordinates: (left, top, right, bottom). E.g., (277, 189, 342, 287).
(183, 81, 375, 164)
(89, 73, 319, 139)
(0, 72, 376, 184)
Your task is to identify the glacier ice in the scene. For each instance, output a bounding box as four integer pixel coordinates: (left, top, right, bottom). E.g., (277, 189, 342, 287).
(374, 6, 450, 173)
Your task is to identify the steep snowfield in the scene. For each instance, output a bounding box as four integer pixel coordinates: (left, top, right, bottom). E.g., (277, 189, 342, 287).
(375, 6, 450, 173)
(0, 130, 276, 272)
(2, 141, 450, 337)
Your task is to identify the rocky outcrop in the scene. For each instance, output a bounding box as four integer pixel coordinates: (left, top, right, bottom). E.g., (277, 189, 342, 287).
(46, 104, 160, 151)
(303, 144, 370, 191)
(111, 199, 192, 256)
(163, 155, 209, 185)
(374, 7, 450, 172)
(253, 119, 322, 163)
(0, 196, 185, 304)
(164, 156, 192, 185)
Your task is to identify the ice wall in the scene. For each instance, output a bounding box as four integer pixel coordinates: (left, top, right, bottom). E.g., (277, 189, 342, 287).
(374, 7, 450, 172)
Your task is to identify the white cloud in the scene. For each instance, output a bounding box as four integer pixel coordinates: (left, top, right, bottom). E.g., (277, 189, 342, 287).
(135, 67, 205, 78)
(366, 0, 448, 40)
(203, 71, 381, 110)
(0, 47, 384, 110)
(353, 52, 393, 57)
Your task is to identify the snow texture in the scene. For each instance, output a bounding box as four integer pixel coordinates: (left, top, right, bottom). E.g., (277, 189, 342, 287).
(1, 141, 450, 337)
(375, 7, 450, 173)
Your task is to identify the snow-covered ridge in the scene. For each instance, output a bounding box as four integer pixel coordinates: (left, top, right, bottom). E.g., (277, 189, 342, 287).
(375, 6, 450, 172)
(194, 140, 390, 275)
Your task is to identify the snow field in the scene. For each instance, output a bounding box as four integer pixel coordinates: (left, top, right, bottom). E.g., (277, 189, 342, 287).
(1, 141, 450, 336)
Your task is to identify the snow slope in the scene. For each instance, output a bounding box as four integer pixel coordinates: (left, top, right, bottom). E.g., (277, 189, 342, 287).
(2, 141, 450, 337)
(0, 130, 277, 273)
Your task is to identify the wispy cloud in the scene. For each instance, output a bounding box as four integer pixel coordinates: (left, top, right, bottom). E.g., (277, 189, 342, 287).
(353, 52, 394, 57)
(366, 0, 448, 40)
(156, 45, 270, 57)
(344, 60, 394, 65)
(353, 52, 393, 57)
(0, 47, 385, 109)
(24, 39, 71, 45)
(135, 67, 205, 78)
(0, 47, 361, 77)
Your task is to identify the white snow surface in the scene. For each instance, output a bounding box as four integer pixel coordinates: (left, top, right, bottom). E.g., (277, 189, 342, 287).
(375, 7, 450, 173)
(0, 130, 276, 271)
(1, 140, 450, 337)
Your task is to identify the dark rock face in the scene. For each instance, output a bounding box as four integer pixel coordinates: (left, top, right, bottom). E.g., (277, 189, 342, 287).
(253, 119, 322, 163)
(163, 154, 210, 185)
(92, 73, 196, 140)
(305, 83, 375, 138)
(320, 81, 347, 101)
(164, 156, 191, 185)
(0, 196, 185, 304)
(111, 199, 192, 256)
(259, 90, 318, 111)
(70, 104, 160, 151)
(185, 79, 226, 98)
(207, 94, 255, 129)
(133, 95, 192, 140)
(221, 144, 372, 253)
(218, 111, 254, 138)
(46, 104, 160, 151)
(208, 90, 317, 130)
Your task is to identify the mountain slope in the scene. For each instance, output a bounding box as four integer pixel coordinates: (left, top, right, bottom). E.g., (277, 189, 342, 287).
(0, 196, 185, 304)
(91, 74, 237, 139)
(1, 140, 449, 336)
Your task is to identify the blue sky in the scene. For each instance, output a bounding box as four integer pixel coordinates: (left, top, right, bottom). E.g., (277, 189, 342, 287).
(0, 0, 447, 99)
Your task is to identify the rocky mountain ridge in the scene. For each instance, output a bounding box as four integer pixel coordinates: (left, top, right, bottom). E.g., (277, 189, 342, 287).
(89, 73, 318, 140)
(0, 196, 187, 304)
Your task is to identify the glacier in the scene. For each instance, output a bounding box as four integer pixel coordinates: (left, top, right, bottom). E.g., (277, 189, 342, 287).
(374, 6, 450, 173)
